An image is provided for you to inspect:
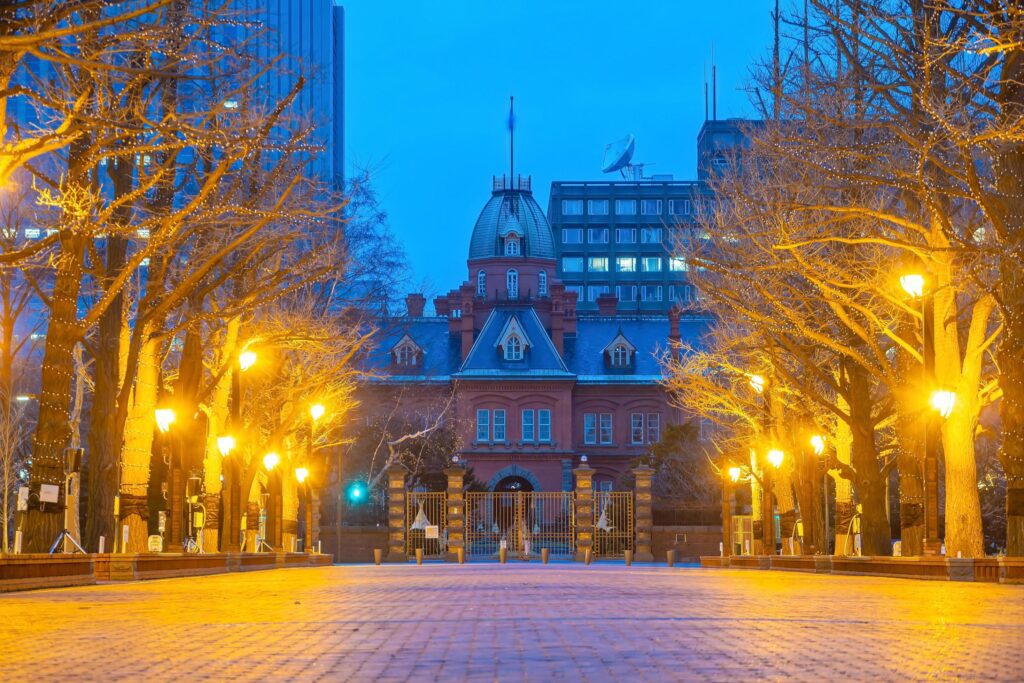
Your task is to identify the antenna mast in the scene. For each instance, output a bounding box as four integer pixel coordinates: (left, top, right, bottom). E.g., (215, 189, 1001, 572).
(712, 44, 717, 120)
(508, 96, 515, 184)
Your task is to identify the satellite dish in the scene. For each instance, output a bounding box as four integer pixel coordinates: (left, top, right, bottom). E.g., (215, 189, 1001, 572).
(601, 134, 635, 174)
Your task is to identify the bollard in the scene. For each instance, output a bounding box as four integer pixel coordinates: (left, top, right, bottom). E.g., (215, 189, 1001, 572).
(373, 548, 383, 565)
(585, 549, 592, 566)
(624, 549, 633, 566)
(499, 547, 507, 564)
(666, 549, 675, 567)
(457, 546, 465, 564)
(415, 548, 423, 565)
(541, 548, 549, 565)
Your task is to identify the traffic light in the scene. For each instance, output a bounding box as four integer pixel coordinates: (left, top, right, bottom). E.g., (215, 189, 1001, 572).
(345, 480, 368, 504)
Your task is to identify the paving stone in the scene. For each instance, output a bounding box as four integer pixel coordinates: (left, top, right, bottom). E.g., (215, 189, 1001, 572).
(0, 564, 1022, 681)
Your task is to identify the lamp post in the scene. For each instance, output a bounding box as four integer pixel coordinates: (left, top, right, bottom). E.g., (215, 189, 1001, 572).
(304, 403, 324, 553)
(154, 408, 177, 548)
(223, 349, 256, 552)
(902, 273, 943, 556)
(746, 372, 778, 554)
(810, 434, 829, 554)
(722, 466, 741, 557)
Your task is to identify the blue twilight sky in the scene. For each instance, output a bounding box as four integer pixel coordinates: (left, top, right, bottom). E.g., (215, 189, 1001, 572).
(342, 1, 777, 298)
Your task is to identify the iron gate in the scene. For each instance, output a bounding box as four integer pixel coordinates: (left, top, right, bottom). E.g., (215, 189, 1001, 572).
(593, 491, 634, 557)
(465, 491, 575, 559)
(406, 491, 447, 560)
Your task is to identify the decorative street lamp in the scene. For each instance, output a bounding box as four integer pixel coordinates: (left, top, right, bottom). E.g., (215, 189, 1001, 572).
(810, 434, 830, 553)
(902, 271, 941, 556)
(748, 374, 766, 394)
(295, 467, 309, 483)
(767, 449, 785, 469)
(154, 408, 176, 434)
(217, 435, 236, 457)
(930, 389, 956, 419)
(239, 349, 258, 372)
(263, 452, 280, 471)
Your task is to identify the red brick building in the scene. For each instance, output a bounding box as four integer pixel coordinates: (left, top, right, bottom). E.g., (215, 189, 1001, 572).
(358, 176, 710, 493)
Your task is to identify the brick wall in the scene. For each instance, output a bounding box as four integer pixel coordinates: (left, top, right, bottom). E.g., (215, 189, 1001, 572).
(652, 525, 722, 562)
(319, 526, 389, 563)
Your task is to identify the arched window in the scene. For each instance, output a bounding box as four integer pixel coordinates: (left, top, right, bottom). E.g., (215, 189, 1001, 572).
(396, 345, 417, 366)
(505, 334, 523, 360)
(538, 270, 548, 296)
(612, 344, 630, 367)
(506, 269, 519, 300)
(505, 236, 520, 256)
(477, 270, 486, 297)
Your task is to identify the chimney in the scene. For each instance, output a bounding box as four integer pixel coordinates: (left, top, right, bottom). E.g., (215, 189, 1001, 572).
(406, 293, 425, 318)
(668, 306, 681, 343)
(596, 293, 618, 316)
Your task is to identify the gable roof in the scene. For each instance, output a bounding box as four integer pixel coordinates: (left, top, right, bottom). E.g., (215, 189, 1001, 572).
(495, 314, 532, 350)
(363, 318, 459, 382)
(601, 329, 636, 355)
(457, 307, 572, 379)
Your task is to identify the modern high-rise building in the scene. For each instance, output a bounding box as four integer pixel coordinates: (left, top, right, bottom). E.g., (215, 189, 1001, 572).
(547, 180, 710, 314)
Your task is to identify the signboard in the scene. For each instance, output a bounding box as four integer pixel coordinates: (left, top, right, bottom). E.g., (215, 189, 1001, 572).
(16, 486, 28, 511)
(39, 484, 60, 504)
(425, 525, 439, 540)
(147, 535, 163, 553)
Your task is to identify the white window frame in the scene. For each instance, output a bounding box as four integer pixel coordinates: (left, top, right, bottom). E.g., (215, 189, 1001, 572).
(641, 285, 663, 302)
(493, 409, 507, 442)
(670, 199, 691, 215)
(631, 413, 644, 444)
(477, 409, 490, 442)
(646, 413, 661, 444)
(538, 270, 548, 296)
(538, 409, 552, 442)
(588, 285, 609, 302)
(612, 344, 630, 367)
(505, 334, 523, 360)
(588, 257, 609, 272)
(562, 228, 583, 244)
(641, 199, 663, 215)
(562, 257, 584, 273)
(599, 413, 613, 444)
(615, 199, 636, 215)
(588, 228, 609, 244)
(615, 227, 636, 244)
(640, 227, 663, 244)
(616, 284, 637, 302)
(506, 269, 519, 299)
(584, 413, 597, 445)
(616, 256, 636, 272)
(477, 270, 486, 297)
(522, 409, 535, 442)
(642, 257, 662, 272)
(588, 199, 609, 215)
(670, 256, 688, 272)
(505, 236, 520, 256)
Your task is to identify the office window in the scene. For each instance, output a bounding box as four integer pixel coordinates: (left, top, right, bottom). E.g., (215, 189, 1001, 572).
(640, 227, 663, 244)
(641, 199, 662, 215)
(493, 409, 506, 441)
(588, 285, 609, 302)
(631, 413, 644, 444)
(522, 410, 535, 442)
(669, 256, 688, 272)
(476, 409, 489, 442)
(562, 199, 583, 215)
(538, 409, 552, 442)
(641, 285, 662, 302)
(670, 199, 691, 215)
(616, 284, 637, 302)
(562, 228, 583, 244)
(646, 413, 661, 444)
(588, 228, 609, 244)
(584, 413, 597, 445)
(24, 228, 41, 239)
(562, 257, 584, 273)
(615, 199, 636, 215)
(566, 285, 583, 299)
(538, 270, 548, 296)
(588, 199, 609, 215)
(669, 285, 691, 302)
(477, 270, 486, 296)
(599, 413, 613, 444)
(506, 269, 518, 299)
(616, 256, 636, 272)
(616, 228, 636, 244)
(641, 257, 662, 272)
(588, 257, 609, 272)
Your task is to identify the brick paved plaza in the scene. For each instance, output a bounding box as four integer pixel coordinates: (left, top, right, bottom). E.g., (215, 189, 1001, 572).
(1, 563, 1022, 681)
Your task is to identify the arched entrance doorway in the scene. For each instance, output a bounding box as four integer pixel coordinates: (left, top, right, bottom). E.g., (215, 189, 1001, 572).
(494, 475, 534, 493)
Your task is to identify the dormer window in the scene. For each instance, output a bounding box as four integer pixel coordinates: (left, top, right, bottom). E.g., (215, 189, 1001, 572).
(505, 334, 523, 360)
(505, 235, 520, 256)
(477, 270, 486, 297)
(612, 344, 631, 367)
(603, 332, 636, 370)
(391, 335, 423, 368)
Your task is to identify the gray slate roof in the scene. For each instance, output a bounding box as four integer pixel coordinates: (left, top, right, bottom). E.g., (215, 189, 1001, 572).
(468, 189, 555, 260)
(457, 308, 572, 379)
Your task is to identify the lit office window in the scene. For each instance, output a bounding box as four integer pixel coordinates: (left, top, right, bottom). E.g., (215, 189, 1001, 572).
(562, 257, 584, 273)
(641, 257, 662, 272)
(588, 257, 609, 272)
(617, 257, 636, 272)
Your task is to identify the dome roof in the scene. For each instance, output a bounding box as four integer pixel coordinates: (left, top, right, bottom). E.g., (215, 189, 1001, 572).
(468, 179, 555, 260)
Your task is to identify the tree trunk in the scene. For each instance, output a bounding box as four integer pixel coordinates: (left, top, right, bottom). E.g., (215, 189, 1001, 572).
(750, 450, 765, 555)
(847, 361, 890, 557)
(23, 232, 85, 551)
(833, 410, 854, 555)
(774, 466, 798, 555)
(941, 404, 985, 558)
(201, 319, 238, 552)
(119, 334, 158, 553)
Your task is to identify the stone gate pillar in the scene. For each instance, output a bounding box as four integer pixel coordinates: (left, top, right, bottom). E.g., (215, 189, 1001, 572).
(633, 464, 655, 562)
(444, 464, 467, 562)
(573, 462, 594, 561)
(386, 465, 408, 563)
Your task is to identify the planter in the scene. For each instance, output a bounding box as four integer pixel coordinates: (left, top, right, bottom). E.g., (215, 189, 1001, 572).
(276, 552, 310, 568)
(830, 555, 948, 580)
(770, 555, 831, 573)
(110, 553, 230, 581)
(237, 552, 278, 572)
(946, 558, 975, 582)
(0, 554, 95, 593)
(973, 558, 999, 583)
(730, 555, 771, 570)
(699, 556, 730, 568)
(998, 557, 1024, 584)
(308, 553, 333, 566)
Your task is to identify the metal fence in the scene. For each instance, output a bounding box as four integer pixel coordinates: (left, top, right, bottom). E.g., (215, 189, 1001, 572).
(593, 491, 634, 557)
(406, 491, 447, 560)
(465, 491, 575, 560)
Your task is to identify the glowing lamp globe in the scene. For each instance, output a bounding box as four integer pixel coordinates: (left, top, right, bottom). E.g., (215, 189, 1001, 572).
(748, 374, 766, 394)
(930, 390, 956, 419)
(263, 452, 280, 470)
(154, 408, 176, 434)
(239, 350, 257, 371)
(767, 449, 785, 468)
(810, 435, 826, 456)
(295, 467, 309, 483)
(900, 274, 925, 298)
(217, 435, 236, 456)
(728, 466, 742, 483)
(310, 403, 326, 422)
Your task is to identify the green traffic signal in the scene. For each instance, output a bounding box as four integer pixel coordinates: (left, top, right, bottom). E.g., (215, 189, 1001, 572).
(346, 480, 368, 504)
